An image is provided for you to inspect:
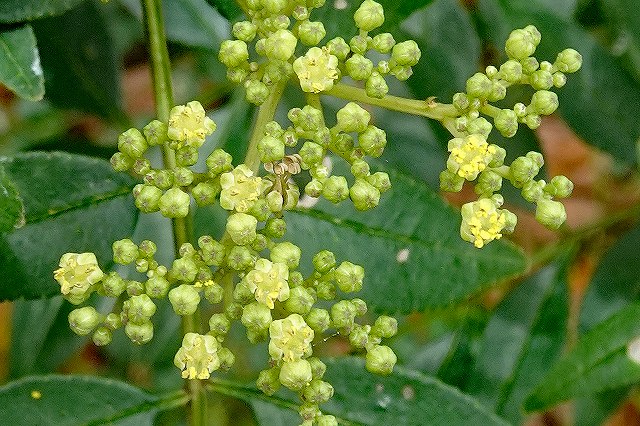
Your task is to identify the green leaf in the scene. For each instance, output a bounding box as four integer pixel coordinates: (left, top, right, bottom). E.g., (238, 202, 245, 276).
(0, 24, 44, 101)
(524, 301, 640, 412)
(210, 357, 509, 425)
(0, 0, 85, 23)
(0, 152, 138, 301)
(205, 0, 243, 21)
(579, 223, 640, 333)
(0, 375, 186, 425)
(476, 0, 640, 164)
(31, 1, 127, 125)
(575, 387, 630, 426)
(285, 167, 526, 313)
(466, 249, 572, 423)
(0, 165, 23, 232)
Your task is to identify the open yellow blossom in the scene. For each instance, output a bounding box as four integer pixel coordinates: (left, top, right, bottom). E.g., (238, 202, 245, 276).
(460, 198, 508, 248)
(245, 259, 290, 309)
(293, 47, 339, 93)
(269, 314, 314, 362)
(174, 333, 221, 380)
(447, 134, 497, 181)
(219, 164, 265, 212)
(167, 101, 216, 148)
(54, 253, 104, 303)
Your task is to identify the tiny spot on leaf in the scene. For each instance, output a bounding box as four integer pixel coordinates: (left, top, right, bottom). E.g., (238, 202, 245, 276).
(396, 248, 410, 263)
(30, 390, 41, 399)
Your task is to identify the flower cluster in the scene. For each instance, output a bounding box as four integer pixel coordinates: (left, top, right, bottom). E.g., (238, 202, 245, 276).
(439, 25, 580, 247)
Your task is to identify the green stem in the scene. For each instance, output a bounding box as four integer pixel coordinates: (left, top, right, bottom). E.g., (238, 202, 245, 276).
(325, 82, 459, 120)
(244, 79, 289, 174)
(142, 0, 206, 424)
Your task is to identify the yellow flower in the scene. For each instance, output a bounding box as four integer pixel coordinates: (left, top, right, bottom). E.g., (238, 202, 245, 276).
(293, 47, 339, 93)
(447, 134, 497, 181)
(219, 164, 264, 212)
(460, 198, 507, 248)
(245, 259, 289, 309)
(167, 101, 216, 148)
(54, 253, 104, 303)
(174, 333, 221, 380)
(269, 314, 314, 362)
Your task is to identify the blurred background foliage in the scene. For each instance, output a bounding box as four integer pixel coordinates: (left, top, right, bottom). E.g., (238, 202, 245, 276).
(1, 0, 640, 425)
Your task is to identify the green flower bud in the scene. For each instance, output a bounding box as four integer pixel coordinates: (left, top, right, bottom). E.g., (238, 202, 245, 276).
(365, 345, 397, 375)
(335, 261, 364, 292)
(257, 367, 281, 395)
(191, 182, 219, 207)
(232, 21, 257, 42)
(439, 169, 465, 192)
(354, 0, 384, 31)
(144, 275, 169, 298)
(391, 40, 421, 67)
(545, 175, 573, 198)
(535, 198, 567, 230)
(452, 92, 470, 111)
(349, 34, 369, 55)
(131, 158, 150, 177)
(138, 240, 156, 258)
(209, 313, 231, 336)
(330, 132, 355, 153)
(149, 169, 174, 190)
(317, 415, 338, 426)
(359, 125, 387, 157)
(530, 69, 553, 90)
(159, 187, 190, 218)
(227, 67, 248, 84)
(244, 80, 270, 105)
(225, 302, 243, 320)
(312, 250, 336, 273)
(270, 242, 302, 269)
(202, 281, 224, 305)
(499, 59, 523, 83)
(290, 106, 324, 131)
(524, 114, 542, 130)
(553, 72, 567, 88)
(305, 308, 331, 333)
(284, 286, 316, 315)
(475, 169, 503, 196)
(322, 175, 350, 203)
(69, 306, 101, 336)
(330, 300, 357, 329)
(226, 245, 255, 271)
(266, 192, 283, 214)
(126, 280, 143, 296)
(218, 346, 235, 371)
(102, 272, 126, 297)
(489, 146, 507, 168)
(113, 239, 138, 265)
(219, 39, 249, 68)
(171, 256, 198, 282)
(466, 73, 493, 99)
(92, 326, 112, 346)
(200, 242, 225, 267)
(371, 33, 395, 53)
(316, 281, 336, 300)
(345, 54, 374, 81)
(336, 102, 370, 133)
(350, 178, 381, 211)
(305, 357, 325, 379)
(110, 152, 134, 172)
(530, 90, 559, 115)
(242, 302, 273, 332)
(226, 213, 258, 246)
(521, 180, 545, 203)
(264, 217, 287, 239)
(505, 27, 538, 60)
(289, 271, 304, 288)
(299, 141, 325, 167)
(521, 56, 539, 74)
(104, 312, 122, 331)
(125, 320, 153, 345)
(371, 315, 398, 338)
(510, 156, 539, 188)
(279, 359, 313, 391)
(554, 48, 582, 73)
(366, 171, 391, 193)
(349, 324, 371, 348)
(495, 109, 518, 137)
(293, 5, 310, 20)
(118, 128, 147, 159)
(172, 167, 193, 187)
(169, 284, 201, 316)
(265, 29, 297, 61)
(133, 184, 161, 213)
(263, 0, 287, 13)
(351, 298, 367, 316)
(365, 71, 389, 99)
(206, 148, 233, 176)
(304, 379, 334, 404)
(257, 135, 285, 163)
(326, 37, 350, 61)
(123, 294, 156, 325)
(350, 158, 370, 178)
(298, 20, 326, 46)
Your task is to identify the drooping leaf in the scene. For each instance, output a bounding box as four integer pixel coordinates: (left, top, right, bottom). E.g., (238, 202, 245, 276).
(0, 24, 44, 101)
(31, 1, 127, 125)
(0, 375, 186, 425)
(285, 166, 526, 313)
(467, 249, 572, 424)
(0, 0, 85, 23)
(0, 165, 23, 232)
(579, 223, 640, 333)
(211, 357, 509, 426)
(0, 152, 138, 301)
(524, 301, 640, 412)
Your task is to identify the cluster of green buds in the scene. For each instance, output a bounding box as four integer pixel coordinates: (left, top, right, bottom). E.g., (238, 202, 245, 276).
(218, 0, 421, 103)
(56, 92, 399, 423)
(439, 25, 581, 247)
